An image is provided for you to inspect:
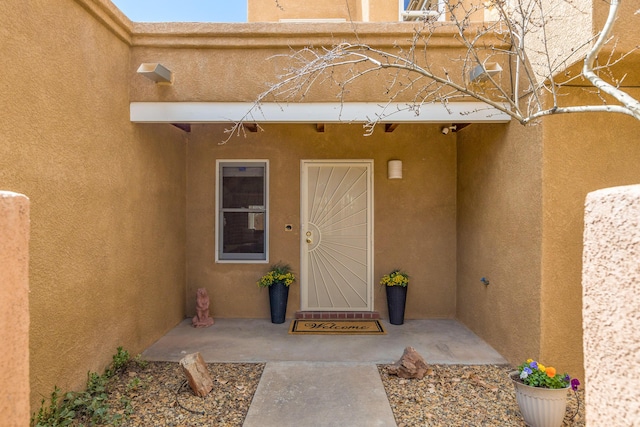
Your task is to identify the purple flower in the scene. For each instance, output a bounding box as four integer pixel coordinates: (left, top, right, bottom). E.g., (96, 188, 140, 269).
(519, 366, 533, 380)
(571, 378, 580, 391)
(564, 374, 570, 382)
(529, 361, 538, 370)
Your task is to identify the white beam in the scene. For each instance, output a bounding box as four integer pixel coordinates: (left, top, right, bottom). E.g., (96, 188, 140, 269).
(130, 102, 511, 124)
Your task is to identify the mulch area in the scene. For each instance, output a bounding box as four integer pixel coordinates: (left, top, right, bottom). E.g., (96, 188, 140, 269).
(102, 362, 585, 426)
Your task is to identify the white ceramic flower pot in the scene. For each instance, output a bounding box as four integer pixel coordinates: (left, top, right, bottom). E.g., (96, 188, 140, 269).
(510, 373, 569, 427)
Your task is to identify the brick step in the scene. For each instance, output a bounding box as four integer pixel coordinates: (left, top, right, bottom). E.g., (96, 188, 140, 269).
(295, 311, 380, 320)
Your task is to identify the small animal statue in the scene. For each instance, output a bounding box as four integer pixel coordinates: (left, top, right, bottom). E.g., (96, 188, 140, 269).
(192, 288, 214, 328)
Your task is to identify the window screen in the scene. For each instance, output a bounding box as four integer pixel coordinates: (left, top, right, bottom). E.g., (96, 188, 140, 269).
(217, 162, 268, 261)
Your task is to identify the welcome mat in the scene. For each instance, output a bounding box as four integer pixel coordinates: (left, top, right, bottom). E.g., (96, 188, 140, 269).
(289, 319, 386, 335)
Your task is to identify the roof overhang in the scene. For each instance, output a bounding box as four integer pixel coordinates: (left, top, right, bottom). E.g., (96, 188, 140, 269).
(130, 102, 511, 124)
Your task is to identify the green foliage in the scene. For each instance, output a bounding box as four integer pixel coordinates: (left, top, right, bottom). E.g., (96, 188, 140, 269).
(30, 347, 139, 427)
(126, 377, 142, 392)
(31, 387, 75, 427)
(133, 354, 148, 369)
(516, 358, 580, 390)
(119, 396, 134, 418)
(50, 372, 120, 426)
(105, 347, 130, 378)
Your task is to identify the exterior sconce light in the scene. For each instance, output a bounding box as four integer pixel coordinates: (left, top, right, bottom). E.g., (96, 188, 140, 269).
(137, 63, 173, 84)
(469, 62, 502, 83)
(388, 160, 402, 179)
(441, 125, 457, 135)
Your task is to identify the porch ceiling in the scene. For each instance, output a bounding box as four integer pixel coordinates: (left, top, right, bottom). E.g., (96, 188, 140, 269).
(130, 102, 511, 124)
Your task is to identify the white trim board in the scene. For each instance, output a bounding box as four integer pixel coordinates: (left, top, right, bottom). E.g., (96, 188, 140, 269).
(130, 102, 511, 124)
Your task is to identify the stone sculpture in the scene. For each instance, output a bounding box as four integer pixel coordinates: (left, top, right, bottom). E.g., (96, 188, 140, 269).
(192, 288, 214, 328)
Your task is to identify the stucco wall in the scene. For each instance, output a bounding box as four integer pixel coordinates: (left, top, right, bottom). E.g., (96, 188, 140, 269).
(248, 0, 400, 22)
(186, 123, 457, 320)
(249, 0, 360, 22)
(456, 121, 543, 366)
(523, 0, 592, 82)
(247, 0, 488, 23)
(6, 0, 637, 413)
(128, 22, 508, 105)
(593, 0, 639, 60)
(0, 192, 30, 427)
(540, 88, 640, 382)
(1, 0, 186, 410)
(594, 0, 640, 88)
(457, 88, 640, 381)
(128, 12, 509, 325)
(583, 184, 640, 425)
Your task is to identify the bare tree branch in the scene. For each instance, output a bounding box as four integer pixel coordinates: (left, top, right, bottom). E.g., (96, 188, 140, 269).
(582, 0, 640, 120)
(228, 0, 639, 140)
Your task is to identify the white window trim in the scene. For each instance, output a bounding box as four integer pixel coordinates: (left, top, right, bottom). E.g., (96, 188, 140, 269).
(215, 159, 269, 264)
(399, 0, 446, 22)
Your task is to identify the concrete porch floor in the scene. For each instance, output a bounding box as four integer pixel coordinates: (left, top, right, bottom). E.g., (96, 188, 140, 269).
(142, 318, 508, 426)
(142, 318, 508, 365)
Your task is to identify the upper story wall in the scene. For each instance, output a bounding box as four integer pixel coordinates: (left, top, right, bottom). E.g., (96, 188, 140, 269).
(248, 0, 485, 23)
(593, 0, 640, 86)
(249, 0, 364, 22)
(127, 21, 510, 103)
(127, 0, 638, 106)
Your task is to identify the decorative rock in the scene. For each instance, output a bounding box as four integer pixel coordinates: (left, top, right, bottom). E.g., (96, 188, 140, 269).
(192, 288, 214, 328)
(387, 346, 430, 379)
(179, 352, 214, 397)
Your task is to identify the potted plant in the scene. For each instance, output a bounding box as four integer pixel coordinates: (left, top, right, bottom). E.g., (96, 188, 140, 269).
(380, 269, 409, 325)
(510, 358, 581, 427)
(257, 263, 296, 324)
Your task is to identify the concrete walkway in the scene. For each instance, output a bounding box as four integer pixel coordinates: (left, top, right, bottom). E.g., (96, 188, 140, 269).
(142, 318, 507, 426)
(243, 362, 395, 427)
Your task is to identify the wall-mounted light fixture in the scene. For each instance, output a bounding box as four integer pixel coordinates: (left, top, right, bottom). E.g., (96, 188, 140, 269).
(388, 160, 403, 179)
(137, 63, 173, 84)
(469, 62, 502, 83)
(441, 125, 457, 135)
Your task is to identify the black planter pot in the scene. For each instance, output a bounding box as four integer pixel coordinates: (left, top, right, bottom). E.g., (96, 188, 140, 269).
(386, 285, 408, 325)
(268, 282, 290, 324)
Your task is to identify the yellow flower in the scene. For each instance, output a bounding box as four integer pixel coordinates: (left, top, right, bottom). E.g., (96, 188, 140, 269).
(526, 359, 533, 363)
(538, 364, 546, 372)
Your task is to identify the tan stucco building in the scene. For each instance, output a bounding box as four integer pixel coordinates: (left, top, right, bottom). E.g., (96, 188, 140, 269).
(1, 0, 639, 414)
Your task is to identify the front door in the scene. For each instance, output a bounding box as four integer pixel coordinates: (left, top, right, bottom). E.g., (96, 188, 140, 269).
(300, 160, 373, 311)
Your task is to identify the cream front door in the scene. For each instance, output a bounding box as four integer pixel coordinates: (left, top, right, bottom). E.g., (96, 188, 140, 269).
(300, 160, 373, 311)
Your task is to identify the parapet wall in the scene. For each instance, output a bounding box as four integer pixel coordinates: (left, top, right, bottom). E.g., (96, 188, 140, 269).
(0, 191, 30, 426)
(583, 184, 640, 425)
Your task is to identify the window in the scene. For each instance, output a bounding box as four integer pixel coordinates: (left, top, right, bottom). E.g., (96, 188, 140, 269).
(401, 0, 445, 21)
(216, 161, 268, 262)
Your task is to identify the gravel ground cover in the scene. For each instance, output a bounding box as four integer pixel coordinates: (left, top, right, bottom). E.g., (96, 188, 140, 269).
(378, 364, 585, 427)
(102, 361, 585, 426)
(104, 362, 264, 426)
